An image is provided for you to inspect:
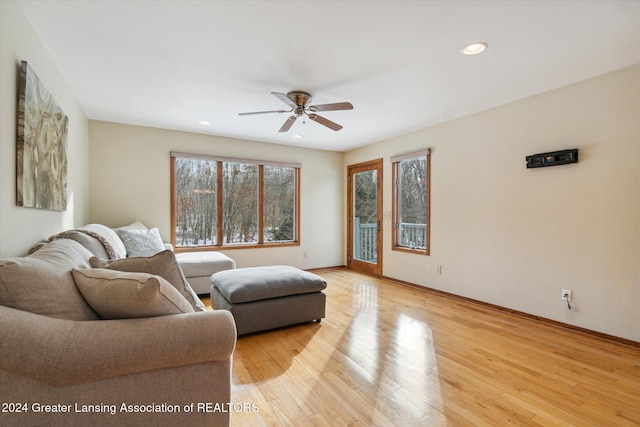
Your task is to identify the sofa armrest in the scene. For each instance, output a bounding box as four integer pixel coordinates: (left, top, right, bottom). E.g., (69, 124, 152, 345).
(0, 305, 236, 386)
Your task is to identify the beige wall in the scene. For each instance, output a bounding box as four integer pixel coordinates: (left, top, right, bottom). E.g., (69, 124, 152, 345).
(88, 121, 344, 270)
(345, 65, 640, 342)
(0, 1, 90, 257)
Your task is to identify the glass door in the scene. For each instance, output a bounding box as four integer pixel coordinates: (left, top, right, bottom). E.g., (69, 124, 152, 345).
(347, 159, 383, 276)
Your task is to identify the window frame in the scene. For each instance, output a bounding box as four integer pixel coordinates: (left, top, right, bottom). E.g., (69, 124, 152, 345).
(391, 148, 430, 255)
(170, 151, 301, 252)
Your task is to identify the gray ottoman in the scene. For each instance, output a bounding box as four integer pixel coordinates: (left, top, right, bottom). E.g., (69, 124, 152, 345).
(176, 251, 235, 294)
(210, 265, 326, 335)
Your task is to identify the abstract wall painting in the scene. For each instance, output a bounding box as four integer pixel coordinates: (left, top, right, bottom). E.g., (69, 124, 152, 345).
(17, 60, 68, 211)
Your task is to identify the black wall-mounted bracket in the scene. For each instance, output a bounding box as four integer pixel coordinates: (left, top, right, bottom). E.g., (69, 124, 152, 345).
(526, 149, 578, 169)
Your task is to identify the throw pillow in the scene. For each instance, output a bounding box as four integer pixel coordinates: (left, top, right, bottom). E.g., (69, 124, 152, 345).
(115, 227, 165, 257)
(72, 268, 195, 319)
(89, 250, 205, 311)
(113, 220, 148, 232)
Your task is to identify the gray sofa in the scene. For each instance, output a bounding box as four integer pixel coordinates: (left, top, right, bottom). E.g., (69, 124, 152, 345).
(0, 232, 236, 426)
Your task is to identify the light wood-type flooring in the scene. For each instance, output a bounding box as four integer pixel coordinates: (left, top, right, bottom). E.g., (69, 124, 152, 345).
(203, 268, 640, 426)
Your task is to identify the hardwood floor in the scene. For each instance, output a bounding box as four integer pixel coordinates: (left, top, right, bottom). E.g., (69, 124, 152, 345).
(203, 268, 640, 426)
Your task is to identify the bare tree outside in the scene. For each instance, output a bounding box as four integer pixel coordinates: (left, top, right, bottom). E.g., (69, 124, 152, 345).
(223, 162, 258, 244)
(264, 166, 295, 241)
(353, 170, 378, 263)
(175, 159, 217, 246)
(174, 156, 297, 247)
(354, 170, 377, 224)
(397, 156, 427, 249)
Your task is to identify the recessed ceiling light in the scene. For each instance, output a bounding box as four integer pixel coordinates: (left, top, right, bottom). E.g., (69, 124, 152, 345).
(198, 120, 211, 126)
(462, 42, 488, 56)
(293, 134, 303, 139)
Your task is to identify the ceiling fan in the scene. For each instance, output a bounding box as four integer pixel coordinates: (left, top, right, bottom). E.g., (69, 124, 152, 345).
(239, 91, 353, 132)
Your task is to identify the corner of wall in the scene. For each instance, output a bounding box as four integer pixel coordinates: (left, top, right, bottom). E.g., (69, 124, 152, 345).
(0, 1, 90, 257)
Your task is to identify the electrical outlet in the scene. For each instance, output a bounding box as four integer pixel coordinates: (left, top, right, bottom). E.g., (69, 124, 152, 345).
(561, 289, 572, 302)
(303, 251, 308, 259)
(436, 265, 442, 275)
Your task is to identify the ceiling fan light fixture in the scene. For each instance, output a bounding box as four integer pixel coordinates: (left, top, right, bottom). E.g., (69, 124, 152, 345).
(462, 41, 488, 56)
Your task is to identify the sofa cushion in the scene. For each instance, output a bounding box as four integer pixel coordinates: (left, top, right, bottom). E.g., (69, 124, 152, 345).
(44, 224, 127, 260)
(83, 224, 128, 259)
(0, 239, 99, 320)
(57, 230, 111, 260)
(211, 265, 327, 304)
(90, 250, 205, 311)
(115, 227, 165, 257)
(72, 269, 195, 319)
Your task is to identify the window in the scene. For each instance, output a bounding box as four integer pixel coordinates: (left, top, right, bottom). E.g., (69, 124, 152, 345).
(222, 162, 258, 244)
(392, 149, 430, 254)
(263, 165, 296, 242)
(171, 152, 300, 250)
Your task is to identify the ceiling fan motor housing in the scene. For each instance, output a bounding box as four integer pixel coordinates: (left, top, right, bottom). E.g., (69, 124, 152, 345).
(288, 91, 311, 107)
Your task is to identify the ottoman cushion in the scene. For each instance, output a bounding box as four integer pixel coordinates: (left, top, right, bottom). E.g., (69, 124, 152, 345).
(211, 265, 326, 304)
(176, 251, 235, 278)
(175, 251, 235, 294)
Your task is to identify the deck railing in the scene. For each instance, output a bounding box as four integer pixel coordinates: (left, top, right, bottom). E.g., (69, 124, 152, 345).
(354, 218, 377, 262)
(354, 220, 427, 262)
(399, 222, 427, 249)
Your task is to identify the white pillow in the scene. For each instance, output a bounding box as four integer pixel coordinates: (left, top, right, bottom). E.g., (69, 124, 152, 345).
(113, 220, 148, 232)
(116, 227, 165, 257)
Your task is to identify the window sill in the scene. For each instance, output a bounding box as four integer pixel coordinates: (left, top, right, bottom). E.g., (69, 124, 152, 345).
(392, 245, 429, 256)
(174, 241, 300, 252)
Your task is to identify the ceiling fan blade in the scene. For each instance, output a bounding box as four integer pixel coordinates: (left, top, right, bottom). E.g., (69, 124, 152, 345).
(238, 109, 288, 116)
(279, 115, 297, 133)
(271, 92, 297, 109)
(308, 102, 354, 112)
(308, 114, 343, 131)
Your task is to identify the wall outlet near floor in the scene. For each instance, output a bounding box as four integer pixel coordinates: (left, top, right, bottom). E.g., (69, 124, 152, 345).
(303, 251, 308, 259)
(436, 265, 442, 275)
(561, 289, 572, 302)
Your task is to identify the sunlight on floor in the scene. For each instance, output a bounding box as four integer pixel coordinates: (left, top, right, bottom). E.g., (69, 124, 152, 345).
(386, 313, 444, 420)
(344, 278, 444, 422)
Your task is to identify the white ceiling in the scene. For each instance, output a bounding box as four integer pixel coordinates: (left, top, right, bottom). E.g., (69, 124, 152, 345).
(17, 0, 640, 152)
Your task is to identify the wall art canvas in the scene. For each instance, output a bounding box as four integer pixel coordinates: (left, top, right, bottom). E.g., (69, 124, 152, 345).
(17, 60, 68, 211)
